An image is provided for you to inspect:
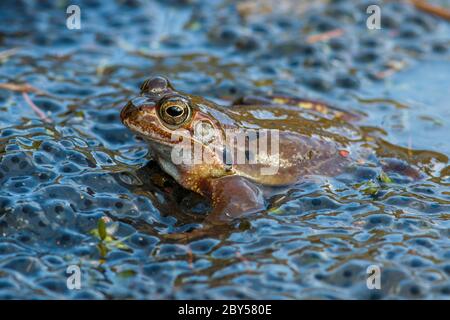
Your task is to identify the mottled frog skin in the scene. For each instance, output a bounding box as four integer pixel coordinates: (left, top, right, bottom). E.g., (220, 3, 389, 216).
(121, 76, 419, 240)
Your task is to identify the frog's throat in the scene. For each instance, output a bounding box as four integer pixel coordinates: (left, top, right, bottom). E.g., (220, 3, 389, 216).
(157, 156, 182, 184)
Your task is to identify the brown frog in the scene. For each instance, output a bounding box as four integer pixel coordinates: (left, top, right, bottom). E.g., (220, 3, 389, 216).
(121, 76, 419, 240)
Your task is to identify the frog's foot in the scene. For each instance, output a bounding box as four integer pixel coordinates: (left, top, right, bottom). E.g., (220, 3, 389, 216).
(162, 229, 205, 242)
(162, 224, 230, 243)
(381, 158, 422, 180)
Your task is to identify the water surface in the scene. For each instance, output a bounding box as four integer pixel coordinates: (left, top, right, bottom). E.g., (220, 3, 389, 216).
(0, 0, 449, 299)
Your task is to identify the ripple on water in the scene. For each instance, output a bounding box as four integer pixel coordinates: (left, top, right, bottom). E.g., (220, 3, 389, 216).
(0, 0, 449, 299)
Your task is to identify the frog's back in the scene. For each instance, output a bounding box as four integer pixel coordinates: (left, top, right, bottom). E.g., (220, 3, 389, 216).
(229, 130, 350, 186)
(226, 100, 362, 140)
(220, 98, 358, 185)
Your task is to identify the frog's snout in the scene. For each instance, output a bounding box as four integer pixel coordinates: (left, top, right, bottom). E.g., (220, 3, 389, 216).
(121, 98, 157, 124)
(120, 101, 135, 124)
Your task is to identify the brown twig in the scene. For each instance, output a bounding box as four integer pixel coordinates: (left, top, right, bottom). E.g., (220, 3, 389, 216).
(22, 92, 52, 123)
(306, 28, 345, 44)
(0, 82, 49, 96)
(410, 0, 450, 21)
(0, 48, 20, 60)
(374, 60, 407, 79)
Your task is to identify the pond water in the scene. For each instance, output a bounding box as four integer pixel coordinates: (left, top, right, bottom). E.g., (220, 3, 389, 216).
(0, 0, 449, 299)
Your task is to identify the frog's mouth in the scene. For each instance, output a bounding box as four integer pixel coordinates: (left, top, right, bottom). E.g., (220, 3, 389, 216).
(124, 118, 177, 146)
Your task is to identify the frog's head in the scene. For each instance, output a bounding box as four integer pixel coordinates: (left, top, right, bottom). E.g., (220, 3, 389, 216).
(121, 76, 192, 145)
(121, 76, 235, 190)
(121, 76, 229, 146)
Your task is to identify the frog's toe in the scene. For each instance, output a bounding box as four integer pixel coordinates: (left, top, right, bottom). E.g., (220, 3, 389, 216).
(162, 232, 193, 242)
(163, 226, 217, 243)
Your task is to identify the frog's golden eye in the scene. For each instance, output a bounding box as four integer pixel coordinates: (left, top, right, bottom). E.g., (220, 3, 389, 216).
(159, 98, 191, 127)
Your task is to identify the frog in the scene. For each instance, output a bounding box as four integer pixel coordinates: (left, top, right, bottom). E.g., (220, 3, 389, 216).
(120, 76, 420, 241)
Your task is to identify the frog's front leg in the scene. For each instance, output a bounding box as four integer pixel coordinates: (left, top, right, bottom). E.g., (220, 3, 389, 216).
(164, 175, 265, 242)
(207, 175, 265, 221)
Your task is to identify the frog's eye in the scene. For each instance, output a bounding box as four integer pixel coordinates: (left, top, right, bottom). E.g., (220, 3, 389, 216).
(159, 98, 191, 127)
(140, 76, 172, 95)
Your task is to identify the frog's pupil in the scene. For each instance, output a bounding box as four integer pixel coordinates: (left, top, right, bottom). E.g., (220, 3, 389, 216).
(166, 105, 183, 117)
